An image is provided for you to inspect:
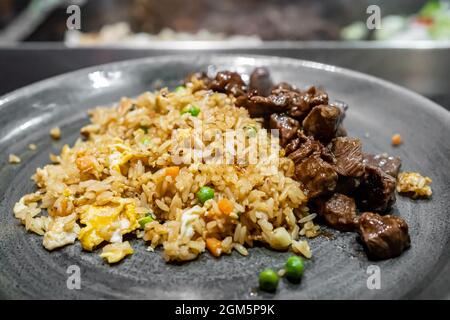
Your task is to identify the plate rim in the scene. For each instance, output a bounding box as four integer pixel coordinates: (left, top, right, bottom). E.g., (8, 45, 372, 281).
(0, 54, 449, 122)
(0, 54, 449, 299)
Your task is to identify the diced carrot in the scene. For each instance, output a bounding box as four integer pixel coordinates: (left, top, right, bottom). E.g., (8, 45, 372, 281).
(218, 199, 233, 215)
(206, 237, 222, 257)
(165, 166, 180, 178)
(391, 133, 403, 146)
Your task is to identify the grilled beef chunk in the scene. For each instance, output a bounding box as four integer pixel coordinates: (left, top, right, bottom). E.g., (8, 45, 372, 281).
(208, 71, 247, 97)
(249, 67, 273, 96)
(287, 131, 335, 163)
(237, 90, 291, 117)
(358, 212, 411, 260)
(302, 104, 342, 143)
(278, 88, 314, 120)
(330, 137, 365, 178)
(303, 86, 329, 109)
(363, 153, 402, 178)
(288, 138, 322, 164)
(272, 82, 298, 92)
(314, 193, 358, 231)
(357, 166, 396, 212)
(242, 87, 312, 120)
(280, 86, 329, 121)
(269, 114, 300, 147)
(295, 155, 338, 198)
(239, 85, 329, 120)
(335, 176, 361, 195)
(285, 137, 301, 156)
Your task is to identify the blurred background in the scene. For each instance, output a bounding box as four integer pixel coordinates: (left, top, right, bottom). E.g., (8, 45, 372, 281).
(0, 0, 448, 43)
(0, 0, 449, 108)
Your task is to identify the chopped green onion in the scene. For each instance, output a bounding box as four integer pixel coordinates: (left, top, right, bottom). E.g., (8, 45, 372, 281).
(138, 215, 154, 229)
(175, 86, 185, 92)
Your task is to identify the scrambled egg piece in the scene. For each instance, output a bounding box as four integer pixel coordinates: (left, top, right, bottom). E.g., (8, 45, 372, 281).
(108, 143, 133, 174)
(100, 241, 134, 263)
(180, 205, 205, 240)
(397, 171, 432, 198)
(78, 202, 139, 251)
(43, 213, 80, 250)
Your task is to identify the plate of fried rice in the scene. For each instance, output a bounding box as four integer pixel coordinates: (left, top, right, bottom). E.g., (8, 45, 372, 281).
(0, 55, 449, 299)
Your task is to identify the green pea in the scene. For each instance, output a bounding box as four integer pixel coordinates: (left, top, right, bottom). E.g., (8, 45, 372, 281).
(196, 186, 214, 204)
(259, 268, 279, 292)
(285, 255, 304, 281)
(181, 105, 200, 117)
(175, 85, 185, 92)
(189, 105, 200, 117)
(138, 215, 154, 229)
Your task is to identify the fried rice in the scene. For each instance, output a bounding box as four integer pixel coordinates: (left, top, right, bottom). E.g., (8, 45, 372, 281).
(13, 78, 317, 264)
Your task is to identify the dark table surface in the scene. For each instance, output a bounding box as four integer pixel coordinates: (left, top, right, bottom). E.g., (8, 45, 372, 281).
(0, 42, 449, 111)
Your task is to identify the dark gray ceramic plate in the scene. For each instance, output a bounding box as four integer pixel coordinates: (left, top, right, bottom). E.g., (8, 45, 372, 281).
(0, 55, 449, 300)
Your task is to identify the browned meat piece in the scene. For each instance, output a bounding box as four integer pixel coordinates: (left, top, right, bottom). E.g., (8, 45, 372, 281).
(314, 193, 358, 231)
(249, 67, 273, 96)
(335, 176, 361, 195)
(208, 71, 247, 97)
(237, 90, 291, 117)
(318, 143, 336, 164)
(358, 212, 411, 260)
(285, 92, 316, 119)
(184, 71, 211, 86)
(272, 82, 299, 92)
(287, 138, 324, 164)
(302, 105, 342, 143)
(295, 155, 338, 198)
(303, 86, 329, 109)
(237, 84, 329, 121)
(287, 130, 335, 164)
(277, 86, 328, 121)
(288, 138, 322, 164)
(330, 137, 365, 178)
(356, 166, 396, 212)
(285, 137, 301, 156)
(269, 114, 300, 147)
(363, 153, 402, 178)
